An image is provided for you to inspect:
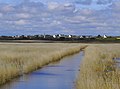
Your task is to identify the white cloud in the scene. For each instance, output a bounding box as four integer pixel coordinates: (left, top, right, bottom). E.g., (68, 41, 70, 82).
(15, 13, 31, 19)
(111, 1, 120, 11)
(0, 0, 120, 35)
(15, 19, 28, 25)
(80, 9, 93, 15)
(48, 2, 59, 10)
(1, 5, 14, 12)
(0, 13, 3, 17)
(64, 16, 87, 24)
(47, 2, 75, 13)
(51, 20, 61, 25)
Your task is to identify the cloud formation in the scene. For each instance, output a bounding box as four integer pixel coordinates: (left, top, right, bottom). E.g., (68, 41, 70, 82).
(0, 0, 119, 36)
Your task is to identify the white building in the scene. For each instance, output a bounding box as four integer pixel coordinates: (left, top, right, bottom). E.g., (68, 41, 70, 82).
(53, 35, 56, 38)
(103, 35, 107, 38)
(80, 36, 84, 38)
(68, 35, 72, 38)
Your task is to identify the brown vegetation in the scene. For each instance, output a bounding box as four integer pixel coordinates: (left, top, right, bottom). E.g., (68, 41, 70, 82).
(76, 44, 120, 89)
(0, 43, 85, 85)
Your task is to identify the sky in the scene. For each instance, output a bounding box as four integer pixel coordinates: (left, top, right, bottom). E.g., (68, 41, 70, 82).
(0, 0, 119, 36)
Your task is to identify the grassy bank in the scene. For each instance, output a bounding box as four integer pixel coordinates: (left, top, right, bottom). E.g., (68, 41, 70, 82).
(0, 43, 86, 85)
(76, 44, 120, 89)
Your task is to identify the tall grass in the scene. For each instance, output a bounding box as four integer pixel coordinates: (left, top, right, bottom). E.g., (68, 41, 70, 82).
(76, 44, 120, 89)
(0, 43, 85, 85)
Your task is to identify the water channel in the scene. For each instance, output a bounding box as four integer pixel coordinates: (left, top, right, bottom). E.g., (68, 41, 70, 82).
(0, 52, 84, 89)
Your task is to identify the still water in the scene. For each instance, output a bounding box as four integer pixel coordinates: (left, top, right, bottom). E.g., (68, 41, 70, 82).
(0, 52, 84, 89)
(114, 58, 120, 68)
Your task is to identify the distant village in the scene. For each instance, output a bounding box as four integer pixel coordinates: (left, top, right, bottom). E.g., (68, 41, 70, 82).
(0, 34, 120, 42)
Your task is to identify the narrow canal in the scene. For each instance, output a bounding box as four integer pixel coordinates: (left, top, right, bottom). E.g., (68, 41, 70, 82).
(0, 52, 84, 89)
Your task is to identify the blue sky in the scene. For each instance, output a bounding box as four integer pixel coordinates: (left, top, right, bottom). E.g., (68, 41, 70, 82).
(0, 0, 119, 36)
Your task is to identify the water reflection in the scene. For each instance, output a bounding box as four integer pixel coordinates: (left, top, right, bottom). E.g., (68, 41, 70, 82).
(0, 52, 83, 89)
(114, 58, 120, 68)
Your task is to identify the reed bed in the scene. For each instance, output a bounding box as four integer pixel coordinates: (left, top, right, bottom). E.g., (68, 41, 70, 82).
(76, 44, 120, 89)
(0, 43, 85, 85)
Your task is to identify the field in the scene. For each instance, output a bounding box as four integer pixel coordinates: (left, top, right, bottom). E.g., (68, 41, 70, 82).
(1, 43, 120, 89)
(0, 43, 85, 85)
(76, 44, 120, 89)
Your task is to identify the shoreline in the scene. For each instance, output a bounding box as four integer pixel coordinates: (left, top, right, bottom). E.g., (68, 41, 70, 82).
(0, 44, 86, 86)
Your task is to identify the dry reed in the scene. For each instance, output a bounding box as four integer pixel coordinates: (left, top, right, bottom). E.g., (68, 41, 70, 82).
(0, 43, 85, 85)
(76, 44, 120, 89)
